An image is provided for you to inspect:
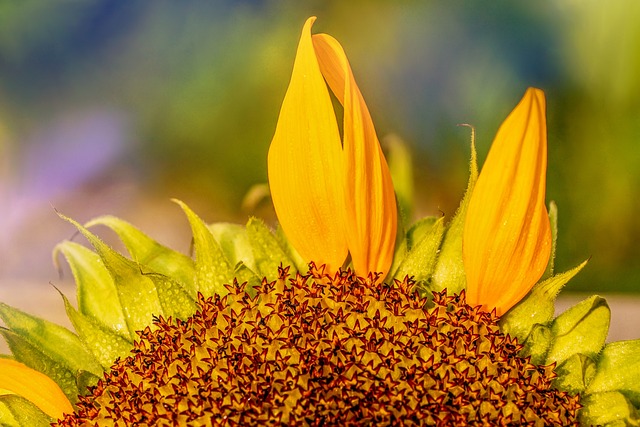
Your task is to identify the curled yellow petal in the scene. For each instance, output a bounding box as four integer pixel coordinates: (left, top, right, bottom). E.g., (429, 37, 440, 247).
(312, 34, 397, 277)
(463, 88, 551, 316)
(0, 358, 73, 420)
(267, 17, 347, 272)
(268, 17, 397, 276)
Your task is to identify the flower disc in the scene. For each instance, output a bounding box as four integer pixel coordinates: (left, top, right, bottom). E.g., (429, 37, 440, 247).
(55, 266, 580, 426)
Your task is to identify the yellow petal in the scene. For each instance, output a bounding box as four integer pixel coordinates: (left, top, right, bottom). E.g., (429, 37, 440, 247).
(463, 88, 551, 316)
(312, 33, 397, 277)
(0, 358, 73, 420)
(267, 17, 348, 272)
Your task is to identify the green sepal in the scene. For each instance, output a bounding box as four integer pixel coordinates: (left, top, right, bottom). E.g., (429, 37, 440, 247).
(500, 260, 588, 342)
(0, 329, 79, 403)
(0, 395, 53, 427)
(431, 133, 477, 294)
(392, 217, 444, 291)
(0, 303, 102, 377)
(521, 324, 552, 365)
(148, 272, 197, 320)
(541, 201, 558, 280)
(208, 222, 256, 272)
(579, 391, 640, 426)
(174, 199, 233, 296)
(545, 295, 610, 366)
(587, 340, 640, 406)
(58, 213, 163, 339)
(52, 241, 127, 336)
(62, 294, 132, 369)
(385, 134, 414, 225)
(246, 217, 297, 282)
(85, 215, 197, 295)
(552, 353, 596, 395)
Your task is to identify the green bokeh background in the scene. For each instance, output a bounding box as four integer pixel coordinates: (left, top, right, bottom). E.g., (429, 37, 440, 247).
(1, 1, 638, 293)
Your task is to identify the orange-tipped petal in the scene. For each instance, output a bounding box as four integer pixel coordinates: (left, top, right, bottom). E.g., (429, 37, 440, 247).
(0, 358, 73, 419)
(463, 88, 551, 316)
(312, 34, 397, 277)
(267, 17, 348, 272)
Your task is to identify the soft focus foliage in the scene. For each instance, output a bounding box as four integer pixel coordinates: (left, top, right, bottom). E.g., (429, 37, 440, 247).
(0, 0, 639, 292)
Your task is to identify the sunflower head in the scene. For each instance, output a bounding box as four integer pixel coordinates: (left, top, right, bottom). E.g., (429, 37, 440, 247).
(0, 15, 637, 427)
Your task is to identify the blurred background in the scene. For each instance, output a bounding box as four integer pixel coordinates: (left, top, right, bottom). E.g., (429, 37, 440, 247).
(0, 1, 639, 325)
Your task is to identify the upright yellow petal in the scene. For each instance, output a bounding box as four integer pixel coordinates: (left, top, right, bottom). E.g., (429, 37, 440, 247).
(463, 88, 551, 316)
(268, 17, 348, 272)
(0, 359, 73, 420)
(312, 34, 397, 277)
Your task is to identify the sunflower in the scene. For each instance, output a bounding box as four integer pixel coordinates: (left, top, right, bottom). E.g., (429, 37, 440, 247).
(1, 16, 637, 427)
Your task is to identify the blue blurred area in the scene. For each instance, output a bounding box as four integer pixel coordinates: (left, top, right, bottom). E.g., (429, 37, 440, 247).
(0, 1, 638, 292)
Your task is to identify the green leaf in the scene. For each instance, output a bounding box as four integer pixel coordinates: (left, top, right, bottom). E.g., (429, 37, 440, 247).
(0, 303, 101, 377)
(431, 133, 477, 295)
(174, 199, 233, 296)
(246, 217, 296, 282)
(552, 353, 596, 395)
(579, 391, 640, 427)
(58, 213, 163, 339)
(53, 241, 127, 336)
(500, 260, 588, 342)
(541, 201, 558, 280)
(521, 324, 552, 365)
(0, 329, 79, 403)
(0, 395, 53, 427)
(85, 215, 197, 295)
(545, 295, 610, 366)
(62, 294, 132, 368)
(587, 340, 640, 406)
(393, 217, 445, 291)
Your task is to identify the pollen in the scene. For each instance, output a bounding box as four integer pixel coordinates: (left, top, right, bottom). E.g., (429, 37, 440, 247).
(55, 265, 580, 426)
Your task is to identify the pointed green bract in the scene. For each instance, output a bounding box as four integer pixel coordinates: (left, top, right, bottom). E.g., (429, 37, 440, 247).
(553, 353, 596, 395)
(431, 135, 477, 294)
(0, 395, 52, 427)
(579, 391, 640, 426)
(174, 199, 233, 296)
(61, 294, 132, 368)
(85, 215, 197, 295)
(209, 222, 256, 273)
(521, 324, 552, 365)
(393, 217, 444, 291)
(500, 260, 588, 342)
(0, 303, 102, 377)
(149, 273, 197, 320)
(546, 295, 610, 366)
(53, 241, 127, 336)
(275, 225, 307, 273)
(587, 340, 640, 406)
(58, 214, 163, 339)
(0, 330, 79, 403)
(247, 217, 297, 282)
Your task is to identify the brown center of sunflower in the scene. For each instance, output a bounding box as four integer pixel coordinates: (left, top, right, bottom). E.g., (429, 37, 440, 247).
(55, 265, 580, 426)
